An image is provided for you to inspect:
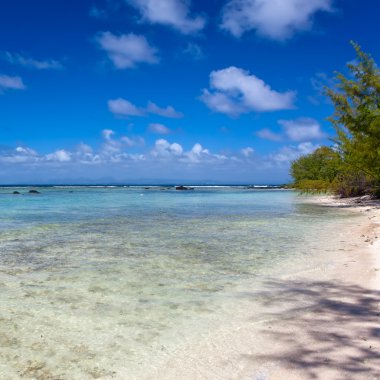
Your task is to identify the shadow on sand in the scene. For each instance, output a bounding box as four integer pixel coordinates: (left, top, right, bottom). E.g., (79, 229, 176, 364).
(243, 280, 380, 379)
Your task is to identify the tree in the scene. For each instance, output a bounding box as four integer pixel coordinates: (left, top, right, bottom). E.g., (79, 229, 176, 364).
(290, 146, 341, 192)
(290, 43, 380, 197)
(326, 42, 380, 193)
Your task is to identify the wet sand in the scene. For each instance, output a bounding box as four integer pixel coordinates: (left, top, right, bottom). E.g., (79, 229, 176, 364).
(141, 196, 380, 380)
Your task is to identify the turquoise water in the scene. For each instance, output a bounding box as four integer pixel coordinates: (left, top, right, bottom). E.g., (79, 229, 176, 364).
(0, 187, 355, 379)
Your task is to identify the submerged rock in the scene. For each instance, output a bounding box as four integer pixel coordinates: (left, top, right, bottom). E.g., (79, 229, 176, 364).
(175, 186, 194, 191)
(12, 191, 20, 195)
(28, 190, 40, 194)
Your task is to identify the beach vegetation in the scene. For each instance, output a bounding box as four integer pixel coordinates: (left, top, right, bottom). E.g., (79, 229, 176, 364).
(291, 42, 380, 198)
(290, 146, 341, 193)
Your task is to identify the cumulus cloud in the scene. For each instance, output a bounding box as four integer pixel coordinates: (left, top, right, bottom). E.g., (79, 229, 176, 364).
(200, 66, 295, 116)
(102, 129, 115, 140)
(152, 138, 183, 157)
(108, 98, 183, 118)
(221, 0, 334, 40)
(270, 141, 319, 163)
(0, 146, 39, 164)
(257, 128, 282, 141)
(241, 147, 254, 157)
(146, 101, 183, 118)
(101, 129, 123, 155)
(279, 118, 325, 141)
(96, 32, 159, 69)
(101, 129, 145, 157)
(46, 149, 72, 162)
(0, 75, 26, 92)
(258, 118, 325, 142)
(148, 123, 172, 134)
(2, 51, 63, 70)
(1, 138, 316, 185)
(147, 139, 230, 165)
(127, 0, 206, 34)
(108, 98, 145, 117)
(185, 143, 210, 163)
(121, 136, 145, 147)
(15, 146, 38, 156)
(75, 143, 96, 162)
(2, 129, 318, 182)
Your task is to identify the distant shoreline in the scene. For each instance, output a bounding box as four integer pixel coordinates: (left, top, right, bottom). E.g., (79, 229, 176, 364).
(0, 184, 287, 188)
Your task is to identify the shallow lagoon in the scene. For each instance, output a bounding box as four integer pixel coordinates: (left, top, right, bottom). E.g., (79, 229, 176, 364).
(0, 187, 357, 379)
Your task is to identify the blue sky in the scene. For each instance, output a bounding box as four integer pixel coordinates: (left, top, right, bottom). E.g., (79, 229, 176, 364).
(0, 0, 379, 184)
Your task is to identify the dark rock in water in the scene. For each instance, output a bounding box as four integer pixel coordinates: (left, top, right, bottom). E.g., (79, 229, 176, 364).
(28, 190, 40, 194)
(144, 187, 150, 190)
(175, 186, 194, 191)
(13, 191, 21, 195)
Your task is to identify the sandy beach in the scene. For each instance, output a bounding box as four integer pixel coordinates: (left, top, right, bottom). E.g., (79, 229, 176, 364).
(142, 196, 380, 380)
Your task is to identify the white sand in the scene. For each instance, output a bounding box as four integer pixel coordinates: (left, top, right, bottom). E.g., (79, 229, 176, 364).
(139, 195, 380, 380)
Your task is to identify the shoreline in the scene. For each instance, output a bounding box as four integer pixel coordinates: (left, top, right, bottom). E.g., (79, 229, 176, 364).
(140, 195, 380, 380)
(1, 193, 379, 379)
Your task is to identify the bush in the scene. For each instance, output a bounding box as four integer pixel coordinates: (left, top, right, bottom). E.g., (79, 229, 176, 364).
(331, 171, 371, 198)
(293, 179, 333, 193)
(290, 146, 341, 193)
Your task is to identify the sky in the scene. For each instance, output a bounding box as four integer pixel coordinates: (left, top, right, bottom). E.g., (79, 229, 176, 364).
(0, 0, 379, 184)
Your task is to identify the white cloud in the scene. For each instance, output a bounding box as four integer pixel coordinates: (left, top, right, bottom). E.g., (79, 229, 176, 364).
(221, 0, 333, 40)
(102, 129, 115, 141)
(46, 149, 72, 162)
(279, 118, 325, 141)
(0, 75, 25, 92)
(148, 123, 171, 134)
(1, 133, 316, 182)
(76, 143, 93, 154)
(108, 98, 145, 117)
(0, 146, 39, 164)
(75, 143, 97, 163)
(108, 98, 183, 118)
(120, 136, 145, 147)
(152, 138, 184, 157)
(146, 101, 183, 118)
(257, 128, 282, 141)
(127, 0, 206, 34)
(201, 66, 295, 116)
(101, 129, 122, 154)
(149, 139, 229, 165)
(15, 146, 38, 156)
(96, 32, 159, 69)
(241, 147, 254, 157)
(3, 52, 63, 70)
(185, 143, 208, 162)
(101, 129, 145, 157)
(270, 141, 319, 163)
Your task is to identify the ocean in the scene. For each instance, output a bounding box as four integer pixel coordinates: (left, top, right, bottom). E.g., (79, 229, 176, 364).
(0, 186, 358, 379)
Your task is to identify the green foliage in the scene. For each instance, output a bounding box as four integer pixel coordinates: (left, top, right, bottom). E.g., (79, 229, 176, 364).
(293, 179, 332, 193)
(290, 43, 380, 198)
(290, 146, 341, 192)
(326, 42, 380, 184)
(331, 171, 370, 198)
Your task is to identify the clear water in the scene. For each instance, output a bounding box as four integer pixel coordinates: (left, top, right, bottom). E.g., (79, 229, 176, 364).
(0, 187, 356, 379)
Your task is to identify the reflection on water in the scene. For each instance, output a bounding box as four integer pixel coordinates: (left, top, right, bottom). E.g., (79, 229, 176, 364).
(0, 187, 357, 379)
